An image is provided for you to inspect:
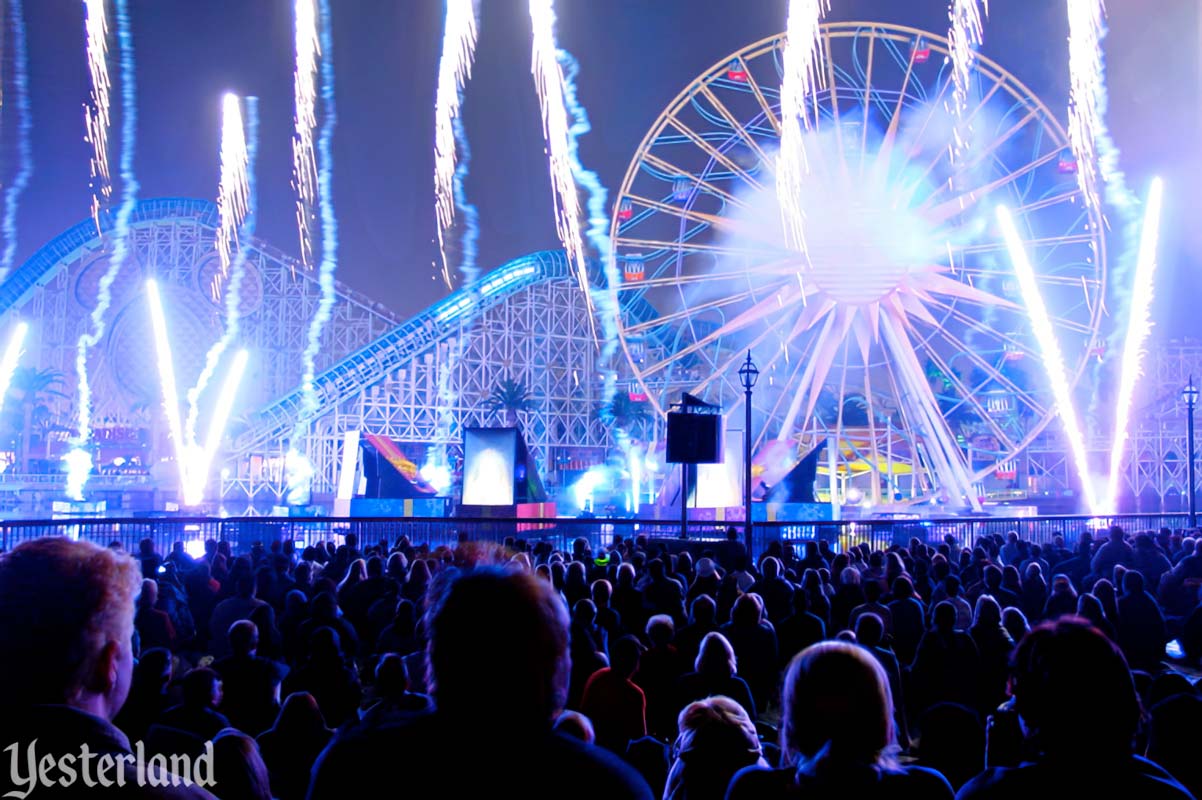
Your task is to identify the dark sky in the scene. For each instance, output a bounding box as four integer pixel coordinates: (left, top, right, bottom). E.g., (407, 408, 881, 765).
(10, 0, 1201, 328)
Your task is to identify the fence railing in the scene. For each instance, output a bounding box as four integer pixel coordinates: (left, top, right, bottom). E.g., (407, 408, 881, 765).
(0, 512, 1191, 559)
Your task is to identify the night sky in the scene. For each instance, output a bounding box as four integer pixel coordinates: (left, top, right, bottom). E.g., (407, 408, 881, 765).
(10, 0, 1201, 331)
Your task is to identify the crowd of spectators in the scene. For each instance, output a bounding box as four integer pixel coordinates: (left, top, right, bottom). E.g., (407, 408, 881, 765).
(2, 522, 1202, 798)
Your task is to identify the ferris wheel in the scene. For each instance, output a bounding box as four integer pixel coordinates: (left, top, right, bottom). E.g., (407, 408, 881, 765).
(608, 23, 1106, 509)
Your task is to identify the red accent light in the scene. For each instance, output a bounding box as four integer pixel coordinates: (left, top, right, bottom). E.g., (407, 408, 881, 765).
(913, 48, 931, 64)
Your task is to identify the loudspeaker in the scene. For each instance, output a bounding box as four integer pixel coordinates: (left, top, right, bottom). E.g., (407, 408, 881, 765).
(666, 412, 723, 464)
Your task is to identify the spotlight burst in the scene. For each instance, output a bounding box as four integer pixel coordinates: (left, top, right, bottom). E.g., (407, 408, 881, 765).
(777, 0, 829, 257)
(183, 350, 249, 507)
(0, 323, 29, 411)
(145, 280, 188, 488)
(1104, 177, 1164, 512)
(433, 0, 478, 289)
(997, 205, 1100, 514)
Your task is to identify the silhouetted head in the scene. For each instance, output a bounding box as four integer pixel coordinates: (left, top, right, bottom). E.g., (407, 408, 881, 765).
(972, 595, 1002, 629)
(211, 730, 271, 800)
(1011, 617, 1141, 757)
(781, 642, 895, 766)
(610, 635, 644, 680)
(855, 612, 884, 648)
(427, 568, 569, 729)
(646, 614, 675, 647)
(181, 667, 221, 709)
(695, 631, 737, 677)
(228, 620, 259, 657)
(933, 601, 957, 632)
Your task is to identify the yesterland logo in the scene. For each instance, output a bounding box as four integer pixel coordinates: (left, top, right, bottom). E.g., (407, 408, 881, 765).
(4, 739, 215, 798)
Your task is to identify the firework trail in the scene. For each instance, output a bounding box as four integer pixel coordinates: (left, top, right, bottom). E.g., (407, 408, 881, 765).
(1103, 177, 1163, 513)
(0, 323, 29, 408)
(948, 0, 987, 156)
(183, 349, 250, 506)
(292, 0, 319, 271)
(293, 0, 338, 454)
(69, 0, 138, 500)
(528, 0, 588, 298)
(1066, 0, 1141, 423)
(1066, 0, 1135, 214)
(0, 0, 33, 284)
(82, 0, 112, 229)
(560, 51, 620, 404)
(186, 95, 259, 449)
(777, 0, 829, 257)
(998, 205, 1100, 514)
(145, 279, 188, 489)
(214, 93, 251, 294)
(434, 0, 478, 289)
(429, 117, 479, 475)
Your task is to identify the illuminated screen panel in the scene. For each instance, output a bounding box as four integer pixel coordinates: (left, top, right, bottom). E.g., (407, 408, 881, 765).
(462, 428, 517, 505)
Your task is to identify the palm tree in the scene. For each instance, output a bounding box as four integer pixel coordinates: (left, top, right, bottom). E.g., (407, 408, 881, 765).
(486, 375, 536, 426)
(7, 366, 67, 472)
(599, 392, 651, 438)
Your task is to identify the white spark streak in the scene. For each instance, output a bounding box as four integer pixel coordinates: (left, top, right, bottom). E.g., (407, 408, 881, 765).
(292, 0, 320, 270)
(528, 0, 589, 296)
(998, 205, 1100, 514)
(777, 0, 829, 256)
(1104, 178, 1163, 513)
(434, 0, 478, 289)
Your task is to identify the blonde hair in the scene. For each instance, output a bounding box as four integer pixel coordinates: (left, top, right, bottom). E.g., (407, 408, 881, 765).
(695, 631, 737, 676)
(780, 641, 896, 767)
(0, 537, 140, 704)
(676, 695, 759, 749)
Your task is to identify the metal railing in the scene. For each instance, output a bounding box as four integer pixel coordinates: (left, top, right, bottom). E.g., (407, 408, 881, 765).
(0, 513, 1190, 559)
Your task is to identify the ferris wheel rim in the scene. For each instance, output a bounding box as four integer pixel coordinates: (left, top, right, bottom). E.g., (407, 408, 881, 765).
(607, 22, 1107, 499)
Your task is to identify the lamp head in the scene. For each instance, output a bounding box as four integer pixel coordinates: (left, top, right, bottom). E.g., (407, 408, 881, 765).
(738, 351, 759, 391)
(1184, 378, 1199, 407)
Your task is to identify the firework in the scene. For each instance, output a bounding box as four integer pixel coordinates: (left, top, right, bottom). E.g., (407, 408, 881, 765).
(82, 0, 112, 227)
(215, 93, 251, 288)
(0, 0, 33, 284)
(183, 350, 250, 506)
(528, 0, 589, 294)
(70, 0, 139, 501)
(948, 0, 988, 154)
(0, 323, 29, 410)
(292, 0, 320, 270)
(1066, 0, 1136, 214)
(187, 95, 259, 449)
(1104, 177, 1164, 512)
(998, 205, 1100, 514)
(560, 51, 620, 403)
(297, 0, 339, 443)
(145, 280, 188, 492)
(777, 0, 829, 256)
(434, 0, 478, 289)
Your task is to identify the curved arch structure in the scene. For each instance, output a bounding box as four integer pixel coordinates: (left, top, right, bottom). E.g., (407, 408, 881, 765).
(2, 197, 398, 466)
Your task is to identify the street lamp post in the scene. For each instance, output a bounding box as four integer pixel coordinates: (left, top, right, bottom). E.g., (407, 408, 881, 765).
(1185, 378, 1199, 528)
(738, 351, 759, 558)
